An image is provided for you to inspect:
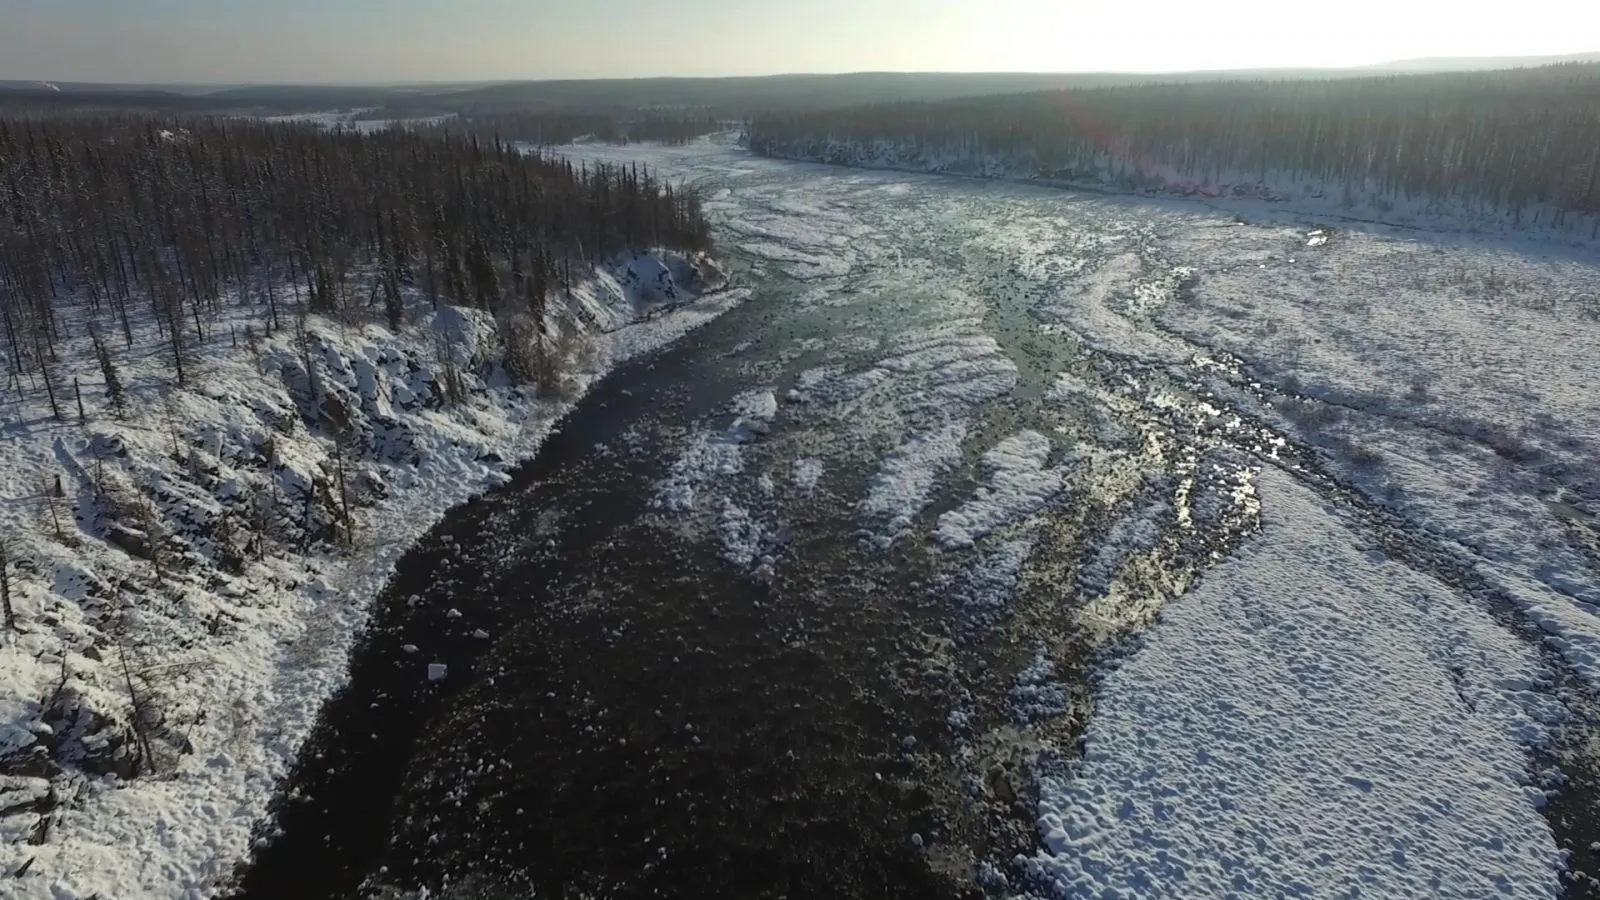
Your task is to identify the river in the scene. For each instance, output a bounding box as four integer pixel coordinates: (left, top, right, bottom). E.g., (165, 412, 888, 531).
(231, 140, 1600, 900)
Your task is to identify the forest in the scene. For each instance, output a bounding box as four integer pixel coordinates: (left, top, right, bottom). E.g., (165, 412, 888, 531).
(411, 110, 727, 146)
(0, 116, 716, 795)
(0, 117, 713, 406)
(747, 63, 1600, 231)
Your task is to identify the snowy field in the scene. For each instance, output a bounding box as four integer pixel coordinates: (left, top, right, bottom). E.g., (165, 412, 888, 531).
(0, 249, 739, 898)
(556, 137, 1600, 898)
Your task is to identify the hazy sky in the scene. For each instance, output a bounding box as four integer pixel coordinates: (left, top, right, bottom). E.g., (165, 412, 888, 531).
(2, 0, 1596, 84)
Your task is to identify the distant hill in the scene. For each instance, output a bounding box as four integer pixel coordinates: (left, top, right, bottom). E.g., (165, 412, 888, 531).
(367, 70, 1356, 116)
(196, 84, 420, 106)
(6, 55, 1600, 117)
(1362, 52, 1600, 72)
(0, 80, 229, 95)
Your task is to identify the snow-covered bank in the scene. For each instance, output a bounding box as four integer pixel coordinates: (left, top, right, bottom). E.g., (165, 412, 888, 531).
(0, 251, 739, 899)
(1024, 466, 1565, 899)
(1152, 220, 1600, 697)
(747, 138, 1600, 246)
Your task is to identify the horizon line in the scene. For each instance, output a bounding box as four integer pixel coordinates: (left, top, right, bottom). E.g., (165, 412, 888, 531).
(6, 52, 1600, 91)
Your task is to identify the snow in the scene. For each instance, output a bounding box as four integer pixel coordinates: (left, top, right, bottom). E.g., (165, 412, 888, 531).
(876, 329, 1020, 407)
(786, 317, 1030, 550)
(655, 433, 732, 512)
(730, 388, 779, 423)
(859, 422, 968, 548)
(1025, 467, 1564, 899)
(751, 136, 1600, 244)
(1156, 221, 1600, 692)
(948, 533, 1036, 615)
(733, 239, 854, 281)
(716, 501, 771, 570)
(651, 387, 786, 576)
(652, 389, 776, 515)
(728, 387, 779, 442)
(1013, 649, 1070, 724)
(791, 458, 824, 494)
(935, 431, 1069, 550)
(0, 249, 736, 899)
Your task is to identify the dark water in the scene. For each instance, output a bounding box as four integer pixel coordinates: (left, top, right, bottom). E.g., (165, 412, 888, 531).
(229, 264, 997, 898)
(229, 146, 1600, 899)
(228, 190, 1231, 898)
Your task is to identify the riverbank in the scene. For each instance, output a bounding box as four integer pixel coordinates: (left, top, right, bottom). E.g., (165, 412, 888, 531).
(745, 140, 1600, 252)
(0, 251, 743, 899)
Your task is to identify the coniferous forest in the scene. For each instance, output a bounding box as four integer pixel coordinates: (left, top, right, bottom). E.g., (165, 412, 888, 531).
(0, 117, 713, 394)
(414, 110, 727, 147)
(747, 64, 1600, 231)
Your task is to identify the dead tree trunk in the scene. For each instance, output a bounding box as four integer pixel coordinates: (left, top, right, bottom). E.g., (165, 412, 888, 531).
(0, 537, 17, 631)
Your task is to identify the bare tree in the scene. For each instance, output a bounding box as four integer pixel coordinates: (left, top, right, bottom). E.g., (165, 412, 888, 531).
(0, 534, 18, 632)
(90, 325, 128, 418)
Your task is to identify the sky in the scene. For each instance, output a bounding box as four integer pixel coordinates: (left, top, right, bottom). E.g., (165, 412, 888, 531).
(1, 0, 1597, 84)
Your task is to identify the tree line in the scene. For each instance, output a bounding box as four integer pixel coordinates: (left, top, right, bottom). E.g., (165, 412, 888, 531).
(411, 111, 726, 146)
(747, 63, 1600, 232)
(0, 116, 713, 406)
